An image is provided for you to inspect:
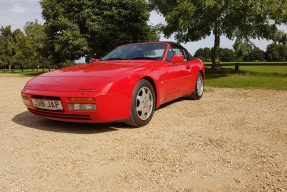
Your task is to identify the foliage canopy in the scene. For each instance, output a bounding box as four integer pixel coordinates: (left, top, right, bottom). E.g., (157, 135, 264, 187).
(40, 0, 160, 63)
(150, 0, 287, 68)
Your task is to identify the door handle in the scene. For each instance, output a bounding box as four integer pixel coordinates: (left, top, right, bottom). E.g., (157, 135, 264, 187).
(186, 65, 190, 69)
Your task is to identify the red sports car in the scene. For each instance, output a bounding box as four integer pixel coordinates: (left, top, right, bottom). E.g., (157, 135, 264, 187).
(21, 42, 205, 127)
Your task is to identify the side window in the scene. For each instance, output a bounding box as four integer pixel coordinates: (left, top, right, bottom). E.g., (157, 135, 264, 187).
(166, 48, 173, 61)
(166, 45, 187, 61)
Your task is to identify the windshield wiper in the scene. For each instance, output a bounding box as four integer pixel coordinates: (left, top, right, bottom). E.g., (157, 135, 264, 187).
(102, 58, 126, 61)
(130, 57, 158, 60)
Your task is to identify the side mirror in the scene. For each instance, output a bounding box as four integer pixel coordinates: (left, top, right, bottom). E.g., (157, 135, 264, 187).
(171, 55, 184, 63)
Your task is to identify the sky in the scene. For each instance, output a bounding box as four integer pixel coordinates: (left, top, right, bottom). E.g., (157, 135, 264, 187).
(1, 0, 284, 55)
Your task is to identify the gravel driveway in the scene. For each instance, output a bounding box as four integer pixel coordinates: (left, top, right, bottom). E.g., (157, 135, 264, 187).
(0, 74, 286, 191)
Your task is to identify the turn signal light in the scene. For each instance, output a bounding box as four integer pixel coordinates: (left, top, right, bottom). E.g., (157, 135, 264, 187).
(67, 97, 95, 101)
(21, 93, 29, 98)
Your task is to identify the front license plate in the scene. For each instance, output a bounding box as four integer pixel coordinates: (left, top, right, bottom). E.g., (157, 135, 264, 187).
(32, 99, 63, 110)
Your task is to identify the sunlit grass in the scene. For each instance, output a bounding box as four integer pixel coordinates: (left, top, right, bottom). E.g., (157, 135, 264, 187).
(239, 66, 287, 76)
(205, 65, 287, 90)
(206, 73, 287, 90)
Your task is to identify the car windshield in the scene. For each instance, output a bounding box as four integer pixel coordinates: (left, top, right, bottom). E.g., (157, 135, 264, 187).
(100, 43, 167, 61)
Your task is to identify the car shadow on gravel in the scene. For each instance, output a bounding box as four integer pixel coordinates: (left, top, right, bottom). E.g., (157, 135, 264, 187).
(12, 111, 128, 134)
(157, 97, 186, 109)
(13, 98, 189, 133)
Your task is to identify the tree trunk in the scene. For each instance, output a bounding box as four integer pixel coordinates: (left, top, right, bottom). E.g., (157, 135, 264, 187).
(212, 19, 222, 71)
(8, 62, 13, 72)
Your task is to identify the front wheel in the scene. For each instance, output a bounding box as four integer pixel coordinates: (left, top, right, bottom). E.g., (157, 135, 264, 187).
(187, 72, 204, 100)
(125, 79, 155, 127)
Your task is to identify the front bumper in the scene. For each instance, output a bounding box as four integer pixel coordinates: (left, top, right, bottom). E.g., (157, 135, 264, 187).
(21, 89, 132, 123)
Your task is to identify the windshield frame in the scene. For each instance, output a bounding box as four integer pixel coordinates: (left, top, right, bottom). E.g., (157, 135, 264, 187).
(100, 43, 167, 61)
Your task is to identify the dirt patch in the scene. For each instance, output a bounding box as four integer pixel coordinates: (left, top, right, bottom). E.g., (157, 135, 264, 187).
(1, 74, 286, 191)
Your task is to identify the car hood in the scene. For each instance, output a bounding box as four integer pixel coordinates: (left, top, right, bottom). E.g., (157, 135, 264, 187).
(49, 61, 137, 77)
(24, 61, 151, 92)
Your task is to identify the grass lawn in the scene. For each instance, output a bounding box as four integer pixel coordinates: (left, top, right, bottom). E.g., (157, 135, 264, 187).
(239, 66, 287, 75)
(206, 73, 287, 90)
(205, 65, 287, 91)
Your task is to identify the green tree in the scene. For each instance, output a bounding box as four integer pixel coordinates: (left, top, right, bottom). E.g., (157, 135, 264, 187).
(24, 20, 50, 71)
(0, 35, 5, 68)
(0, 26, 33, 71)
(12, 29, 29, 71)
(233, 40, 254, 62)
(278, 44, 287, 61)
(0, 26, 15, 70)
(244, 47, 265, 61)
(194, 47, 211, 61)
(265, 43, 287, 61)
(150, 0, 287, 69)
(220, 48, 236, 62)
(194, 48, 205, 61)
(203, 47, 212, 62)
(40, 0, 160, 63)
(265, 44, 280, 61)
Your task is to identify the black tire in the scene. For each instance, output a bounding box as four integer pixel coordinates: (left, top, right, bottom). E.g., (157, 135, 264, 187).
(187, 72, 204, 100)
(125, 79, 155, 127)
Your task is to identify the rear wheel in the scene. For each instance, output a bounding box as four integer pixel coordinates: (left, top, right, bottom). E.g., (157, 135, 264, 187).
(125, 79, 155, 127)
(187, 72, 204, 100)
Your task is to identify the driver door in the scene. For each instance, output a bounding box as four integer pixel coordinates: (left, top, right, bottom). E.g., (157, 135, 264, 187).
(164, 46, 192, 101)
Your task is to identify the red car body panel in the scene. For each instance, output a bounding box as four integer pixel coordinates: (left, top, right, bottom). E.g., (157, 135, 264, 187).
(21, 42, 205, 123)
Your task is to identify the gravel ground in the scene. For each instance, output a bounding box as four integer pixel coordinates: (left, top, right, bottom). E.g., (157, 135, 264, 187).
(0, 74, 286, 192)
